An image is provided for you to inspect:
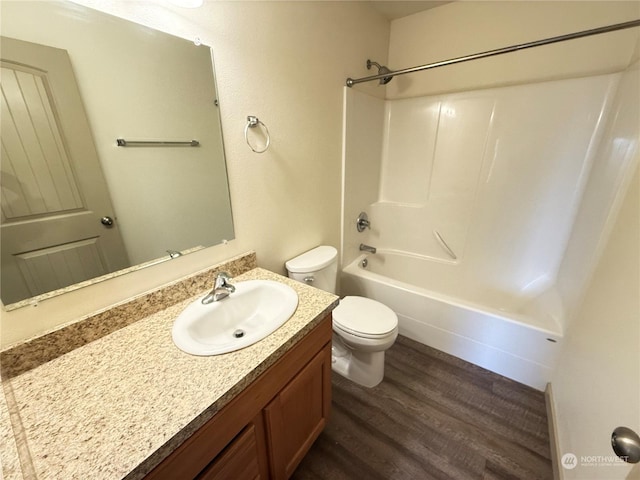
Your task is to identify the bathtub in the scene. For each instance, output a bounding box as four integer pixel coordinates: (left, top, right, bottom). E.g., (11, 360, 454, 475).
(340, 250, 564, 390)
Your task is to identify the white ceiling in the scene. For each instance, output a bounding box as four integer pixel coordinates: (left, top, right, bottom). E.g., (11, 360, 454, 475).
(368, 1, 451, 20)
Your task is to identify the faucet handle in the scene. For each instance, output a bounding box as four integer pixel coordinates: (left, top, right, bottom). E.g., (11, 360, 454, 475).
(356, 212, 370, 232)
(214, 271, 233, 287)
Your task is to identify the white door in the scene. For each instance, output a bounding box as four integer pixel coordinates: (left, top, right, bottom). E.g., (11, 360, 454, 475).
(1, 37, 129, 305)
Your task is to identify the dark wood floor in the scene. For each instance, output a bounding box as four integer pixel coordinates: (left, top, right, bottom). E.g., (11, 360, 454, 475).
(293, 335, 552, 480)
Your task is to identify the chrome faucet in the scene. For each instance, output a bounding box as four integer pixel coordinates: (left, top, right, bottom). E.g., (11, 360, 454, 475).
(202, 271, 236, 304)
(359, 244, 376, 254)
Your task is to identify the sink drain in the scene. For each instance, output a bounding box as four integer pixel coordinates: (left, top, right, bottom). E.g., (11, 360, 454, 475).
(233, 329, 245, 338)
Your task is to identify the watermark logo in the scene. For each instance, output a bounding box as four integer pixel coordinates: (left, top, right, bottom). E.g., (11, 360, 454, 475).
(561, 453, 577, 470)
(561, 452, 628, 469)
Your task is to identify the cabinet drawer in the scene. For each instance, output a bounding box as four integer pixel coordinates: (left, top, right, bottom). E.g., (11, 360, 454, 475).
(197, 423, 262, 480)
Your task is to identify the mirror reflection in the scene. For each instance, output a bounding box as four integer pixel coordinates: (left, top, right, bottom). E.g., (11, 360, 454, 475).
(0, 1, 234, 308)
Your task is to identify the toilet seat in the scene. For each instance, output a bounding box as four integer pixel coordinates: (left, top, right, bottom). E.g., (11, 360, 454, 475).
(333, 296, 397, 339)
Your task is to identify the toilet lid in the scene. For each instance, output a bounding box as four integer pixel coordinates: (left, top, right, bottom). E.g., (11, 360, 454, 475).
(285, 245, 337, 273)
(333, 296, 398, 337)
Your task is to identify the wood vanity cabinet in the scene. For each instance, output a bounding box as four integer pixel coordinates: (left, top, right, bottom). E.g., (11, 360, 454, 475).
(145, 314, 332, 480)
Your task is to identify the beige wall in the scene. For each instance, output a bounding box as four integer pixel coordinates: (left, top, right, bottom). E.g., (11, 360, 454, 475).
(0, 0, 389, 347)
(551, 163, 639, 479)
(387, 1, 640, 99)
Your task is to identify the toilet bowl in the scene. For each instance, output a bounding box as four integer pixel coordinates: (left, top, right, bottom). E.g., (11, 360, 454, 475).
(331, 296, 398, 387)
(286, 246, 398, 388)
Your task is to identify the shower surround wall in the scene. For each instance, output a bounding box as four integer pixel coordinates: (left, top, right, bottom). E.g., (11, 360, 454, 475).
(341, 70, 637, 389)
(379, 74, 616, 304)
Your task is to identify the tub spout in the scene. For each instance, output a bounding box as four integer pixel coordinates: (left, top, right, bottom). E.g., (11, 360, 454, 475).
(359, 244, 376, 254)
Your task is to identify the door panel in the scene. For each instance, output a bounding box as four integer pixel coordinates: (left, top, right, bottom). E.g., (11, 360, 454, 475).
(1, 65, 83, 217)
(1, 37, 129, 304)
(15, 237, 106, 296)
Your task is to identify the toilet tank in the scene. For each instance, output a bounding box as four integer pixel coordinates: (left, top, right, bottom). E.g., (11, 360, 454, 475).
(285, 246, 338, 294)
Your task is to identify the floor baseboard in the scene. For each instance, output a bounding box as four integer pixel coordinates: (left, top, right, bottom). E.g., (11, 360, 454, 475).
(545, 382, 563, 480)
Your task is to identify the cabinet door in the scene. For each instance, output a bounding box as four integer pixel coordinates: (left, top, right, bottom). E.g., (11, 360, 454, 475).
(264, 343, 331, 479)
(197, 416, 268, 480)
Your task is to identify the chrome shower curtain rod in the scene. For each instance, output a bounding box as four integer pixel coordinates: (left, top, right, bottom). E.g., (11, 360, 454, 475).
(345, 19, 640, 87)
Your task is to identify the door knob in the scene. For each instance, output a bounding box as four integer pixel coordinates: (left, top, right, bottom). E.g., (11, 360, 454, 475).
(612, 426, 640, 463)
(101, 216, 114, 227)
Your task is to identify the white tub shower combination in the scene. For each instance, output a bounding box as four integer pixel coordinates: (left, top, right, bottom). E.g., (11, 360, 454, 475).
(341, 65, 639, 390)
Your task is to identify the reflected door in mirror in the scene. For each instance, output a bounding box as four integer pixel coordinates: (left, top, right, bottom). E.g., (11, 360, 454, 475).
(1, 1, 235, 308)
(1, 37, 129, 304)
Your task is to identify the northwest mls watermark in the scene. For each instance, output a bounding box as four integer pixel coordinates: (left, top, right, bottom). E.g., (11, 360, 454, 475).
(561, 453, 629, 470)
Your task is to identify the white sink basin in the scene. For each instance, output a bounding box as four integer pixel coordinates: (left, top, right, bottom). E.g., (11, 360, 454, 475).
(172, 279, 299, 356)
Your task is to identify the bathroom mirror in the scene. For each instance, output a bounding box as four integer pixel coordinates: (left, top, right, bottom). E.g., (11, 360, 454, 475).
(0, 1, 234, 308)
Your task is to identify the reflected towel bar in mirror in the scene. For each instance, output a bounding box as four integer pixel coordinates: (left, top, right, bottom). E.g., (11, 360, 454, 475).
(116, 138, 200, 147)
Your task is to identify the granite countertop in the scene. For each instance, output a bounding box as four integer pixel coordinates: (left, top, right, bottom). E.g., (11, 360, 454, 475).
(1, 262, 338, 480)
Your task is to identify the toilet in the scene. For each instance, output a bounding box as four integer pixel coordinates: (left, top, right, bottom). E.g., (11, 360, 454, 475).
(286, 246, 398, 388)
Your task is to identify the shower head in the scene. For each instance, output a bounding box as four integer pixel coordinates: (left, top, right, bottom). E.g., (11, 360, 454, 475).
(367, 59, 393, 85)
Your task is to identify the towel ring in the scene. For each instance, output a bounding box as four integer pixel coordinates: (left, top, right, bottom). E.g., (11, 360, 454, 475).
(244, 116, 270, 154)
